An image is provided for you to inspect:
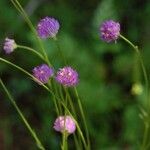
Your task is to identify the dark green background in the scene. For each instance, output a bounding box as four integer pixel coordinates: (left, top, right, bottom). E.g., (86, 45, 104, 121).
(0, 0, 150, 149)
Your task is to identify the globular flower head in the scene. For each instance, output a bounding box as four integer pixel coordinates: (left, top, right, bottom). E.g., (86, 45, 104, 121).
(55, 66, 78, 87)
(3, 38, 17, 54)
(53, 116, 76, 134)
(32, 64, 54, 84)
(100, 20, 120, 42)
(37, 17, 60, 39)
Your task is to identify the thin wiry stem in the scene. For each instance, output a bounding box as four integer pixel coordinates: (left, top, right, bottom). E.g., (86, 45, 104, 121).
(62, 87, 83, 149)
(64, 88, 77, 118)
(0, 57, 62, 106)
(17, 45, 46, 62)
(0, 78, 45, 150)
(141, 122, 149, 150)
(0, 57, 49, 91)
(48, 81, 60, 116)
(62, 131, 68, 150)
(119, 34, 149, 149)
(61, 102, 87, 149)
(53, 37, 67, 65)
(120, 34, 149, 107)
(11, 0, 52, 66)
(16, 44, 61, 115)
(74, 87, 90, 150)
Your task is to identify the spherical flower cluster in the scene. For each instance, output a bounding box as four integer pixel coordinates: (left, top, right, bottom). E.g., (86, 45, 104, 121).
(3, 38, 17, 54)
(53, 116, 76, 134)
(32, 64, 53, 84)
(37, 17, 60, 39)
(100, 20, 120, 42)
(55, 66, 78, 87)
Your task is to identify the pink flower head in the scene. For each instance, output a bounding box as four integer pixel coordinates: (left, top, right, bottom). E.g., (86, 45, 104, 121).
(100, 20, 120, 42)
(3, 38, 17, 54)
(37, 17, 60, 39)
(55, 66, 79, 87)
(53, 116, 76, 134)
(32, 64, 54, 84)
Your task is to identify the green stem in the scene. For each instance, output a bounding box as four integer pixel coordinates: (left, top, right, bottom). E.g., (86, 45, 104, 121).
(64, 88, 77, 118)
(0, 57, 65, 116)
(11, 0, 52, 67)
(61, 91, 68, 150)
(53, 94, 60, 115)
(119, 34, 135, 49)
(119, 34, 149, 149)
(61, 102, 87, 149)
(119, 34, 149, 107)
(59, 85, 68, 114)
(141, 123, 149, 150)
(54, 83, 63, 115)
(74, 87, 90, 150)
(62, 88, 68, 150)
(17, 45, 46, 62)
(0, 58, 61, 102)
(64, 88, 83, 149)
(59, 85, 65, 102)
(54, 37, 67, 65)
(64, 87, 68, 112)
(0, 78, 45, 150)
(73, 134, 82, 150)
(0, 57, 49, 91)
(62, 132, 68, 150)
(48, 81, 60, 116)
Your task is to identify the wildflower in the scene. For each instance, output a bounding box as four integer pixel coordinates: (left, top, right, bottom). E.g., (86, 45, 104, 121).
(3, 38, 17, 54)
(56, 66, 78, 87)
(53, 116, 76, 134)
(37, 17, 60, 39)
(32, 64, 53, 84)
(100, 20, 120, 42)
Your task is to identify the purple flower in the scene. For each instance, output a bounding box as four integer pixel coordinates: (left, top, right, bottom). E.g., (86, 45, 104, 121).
(32, 64, 53, 84)
(100, 20, 120, 42)
(37, 17, 60, 39)
(53, 116, 76, 134)
(56, 66, 78, 87)
(3, 38, 17, 54)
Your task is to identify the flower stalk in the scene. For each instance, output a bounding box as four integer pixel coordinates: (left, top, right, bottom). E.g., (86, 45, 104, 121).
(0, 78, 45, 150)
(119, 34, 149, 149)
(17, 45, 46, 62)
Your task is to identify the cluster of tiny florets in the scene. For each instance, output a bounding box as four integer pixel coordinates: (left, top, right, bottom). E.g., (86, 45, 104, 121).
(55, 66, 79, 87)
(53, 116, 76, 134)
(100, 20, 120, 42)
(3, 38, 17, 54)
(32, 64, 54, 84)
(37, 17, 60, 39)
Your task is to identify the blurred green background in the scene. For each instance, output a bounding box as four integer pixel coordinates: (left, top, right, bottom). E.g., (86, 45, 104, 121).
(0, 0, 150, 149)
